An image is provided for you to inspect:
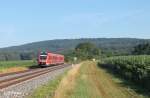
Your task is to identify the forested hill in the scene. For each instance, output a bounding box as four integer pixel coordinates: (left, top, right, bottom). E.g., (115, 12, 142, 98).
(0, 38, 149, 60)
(0, 38, 149, 53)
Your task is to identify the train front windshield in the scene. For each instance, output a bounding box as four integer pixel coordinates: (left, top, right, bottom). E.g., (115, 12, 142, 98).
(40, 52, 48, 60)
(40, 55, 47, 60)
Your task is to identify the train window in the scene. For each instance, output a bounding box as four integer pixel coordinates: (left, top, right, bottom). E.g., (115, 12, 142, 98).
(49, 56, 52, 60)
(53, 56, 55, 60)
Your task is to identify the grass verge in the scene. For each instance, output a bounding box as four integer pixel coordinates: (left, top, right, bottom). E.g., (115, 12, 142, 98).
(27, 69, 69, 98)
(54, 64, 81, 98)
(0, 60, 36, 73)
(69, 61, 102, 98)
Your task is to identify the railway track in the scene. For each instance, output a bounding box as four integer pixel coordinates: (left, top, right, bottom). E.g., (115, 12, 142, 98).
(0, 64, 70, 89)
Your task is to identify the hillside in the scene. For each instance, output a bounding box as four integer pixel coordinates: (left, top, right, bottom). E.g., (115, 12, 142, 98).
(0, 38, 149, 60)
(0, 38, 149, 52)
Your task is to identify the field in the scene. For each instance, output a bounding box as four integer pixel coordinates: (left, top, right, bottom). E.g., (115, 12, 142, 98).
(27, 61, 149, 98)
(103, 55, 150, 91)
(1, 56, 149, 98)
(0, 60, 36, 73)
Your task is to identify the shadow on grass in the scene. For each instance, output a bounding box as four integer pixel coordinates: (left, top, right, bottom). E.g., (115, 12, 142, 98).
(97, 62, 150, 98)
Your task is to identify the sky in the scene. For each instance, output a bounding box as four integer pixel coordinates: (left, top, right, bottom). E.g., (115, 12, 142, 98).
(0, 0, 150, 47)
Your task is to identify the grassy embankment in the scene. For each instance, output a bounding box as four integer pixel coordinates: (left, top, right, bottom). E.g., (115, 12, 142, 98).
(0, 60, 35, 73)
(28, 61, 149, 98)
(27, 68, 70, 98)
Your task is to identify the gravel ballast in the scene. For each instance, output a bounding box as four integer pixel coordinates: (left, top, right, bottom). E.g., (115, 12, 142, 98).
(0, 65, 71, 98)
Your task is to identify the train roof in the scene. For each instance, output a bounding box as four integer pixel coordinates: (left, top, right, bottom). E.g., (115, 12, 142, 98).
(39, 51, 64, 57)
(47, 53, 64, 56)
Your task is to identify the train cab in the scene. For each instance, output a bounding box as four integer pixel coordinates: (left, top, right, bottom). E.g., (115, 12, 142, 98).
(38, 52, 48, 65)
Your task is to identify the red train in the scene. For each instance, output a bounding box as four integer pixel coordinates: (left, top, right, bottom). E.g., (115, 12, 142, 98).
(37, 51, 64, 67)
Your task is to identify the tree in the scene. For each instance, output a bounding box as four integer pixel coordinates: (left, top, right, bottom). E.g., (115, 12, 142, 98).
(20, 52, 35, 60)
(132, 43, 150, 55)
(74, 42, 101, 60)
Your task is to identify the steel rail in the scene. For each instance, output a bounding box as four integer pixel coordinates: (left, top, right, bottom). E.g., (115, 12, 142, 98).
(0, 64, 70, 89)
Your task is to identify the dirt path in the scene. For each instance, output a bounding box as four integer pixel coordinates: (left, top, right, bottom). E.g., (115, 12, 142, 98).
(53, 61, 147, 98)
